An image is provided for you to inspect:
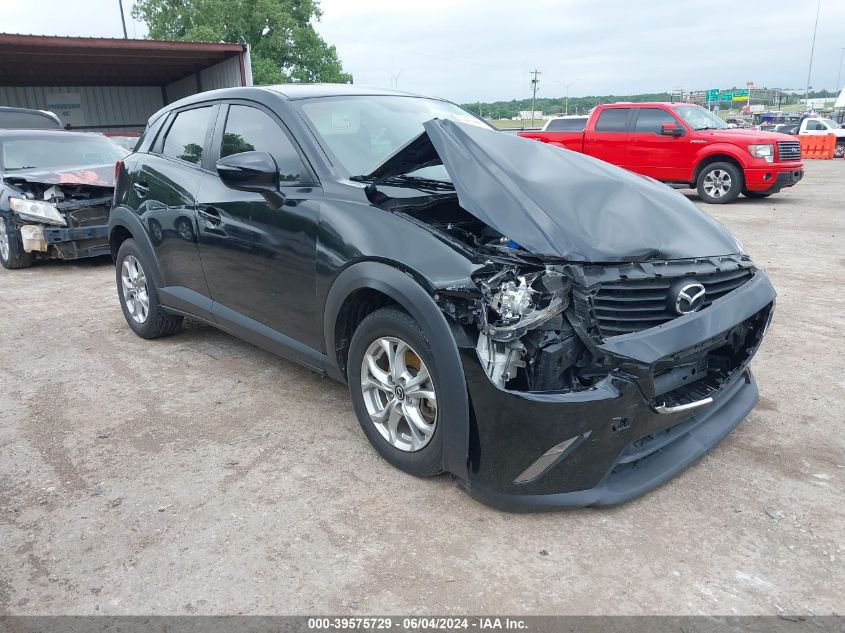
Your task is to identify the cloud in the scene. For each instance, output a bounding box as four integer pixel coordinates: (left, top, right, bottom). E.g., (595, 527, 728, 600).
(1, 0, 842, 103)
(315, 0, 845, 102)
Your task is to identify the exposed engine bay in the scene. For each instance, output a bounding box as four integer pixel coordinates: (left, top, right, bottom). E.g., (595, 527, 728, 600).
(396, 196, 765, 399)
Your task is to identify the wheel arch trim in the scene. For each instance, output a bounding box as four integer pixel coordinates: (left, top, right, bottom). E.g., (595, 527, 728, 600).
(108, 206, 165, 289)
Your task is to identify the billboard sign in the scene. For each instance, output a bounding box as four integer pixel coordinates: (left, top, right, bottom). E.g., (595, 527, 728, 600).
(46, 92, 85, 127)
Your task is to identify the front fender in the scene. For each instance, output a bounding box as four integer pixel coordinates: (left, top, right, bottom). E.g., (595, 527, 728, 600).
(691, 144, 751, 180)
(108, 205, 165, 289)
(323, 260, 471, 479)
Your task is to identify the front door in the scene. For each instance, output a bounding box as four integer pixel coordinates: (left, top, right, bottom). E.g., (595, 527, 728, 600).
(625, 107, 690, 181)
(195, 103, 322, 352)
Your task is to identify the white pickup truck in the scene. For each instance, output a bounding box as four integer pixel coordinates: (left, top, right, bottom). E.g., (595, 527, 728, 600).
(798, 117, 845, 158)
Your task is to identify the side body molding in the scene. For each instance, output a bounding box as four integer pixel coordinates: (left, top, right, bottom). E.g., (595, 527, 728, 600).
(323, 261, 471, 479)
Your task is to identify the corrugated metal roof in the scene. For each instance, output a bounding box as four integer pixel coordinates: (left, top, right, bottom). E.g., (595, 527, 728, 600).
(0, 33, 246, 87)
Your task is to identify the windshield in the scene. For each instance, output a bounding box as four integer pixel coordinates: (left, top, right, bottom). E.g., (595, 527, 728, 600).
(674, 106, 729, 131)
(2, 135, 127, 171)
(297, 96, 490, 179)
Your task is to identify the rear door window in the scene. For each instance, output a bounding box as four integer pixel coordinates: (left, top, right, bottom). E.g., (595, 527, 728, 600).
(633, 108, 679, 134)
(161, 107, 213, 165)
(594, 108, 632, 132)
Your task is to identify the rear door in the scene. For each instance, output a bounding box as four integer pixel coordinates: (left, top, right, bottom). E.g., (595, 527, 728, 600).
(195, 102, 322, 352)
(126, 104, 217, 318)
(625, 107, 690, 181)
(583, 107, 632, 165)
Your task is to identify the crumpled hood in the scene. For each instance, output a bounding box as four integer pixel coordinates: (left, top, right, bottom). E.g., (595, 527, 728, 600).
(5, 164, 114, 188)
(418, 119, 742, 262)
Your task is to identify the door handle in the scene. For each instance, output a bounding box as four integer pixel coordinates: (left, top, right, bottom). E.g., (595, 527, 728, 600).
(197, 206, 222, 225)
(132, 180, 150, 197)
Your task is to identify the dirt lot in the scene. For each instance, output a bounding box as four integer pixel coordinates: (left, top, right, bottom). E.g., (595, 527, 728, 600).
(1, 161, 843, 616)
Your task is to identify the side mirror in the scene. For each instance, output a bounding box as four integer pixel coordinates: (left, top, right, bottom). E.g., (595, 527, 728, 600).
(660, 123, 684, 137)
(216, 151, 285, 208)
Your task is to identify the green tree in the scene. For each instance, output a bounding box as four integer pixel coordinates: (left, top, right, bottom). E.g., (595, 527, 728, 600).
(132, 0, 352, 85)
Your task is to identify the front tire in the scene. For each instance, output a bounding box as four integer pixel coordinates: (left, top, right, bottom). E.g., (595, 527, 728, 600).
(115, 238, 182, 339)
(0, 215, 35, 270)
(696, 162, 742, 204)
(347, 307, 444, 477)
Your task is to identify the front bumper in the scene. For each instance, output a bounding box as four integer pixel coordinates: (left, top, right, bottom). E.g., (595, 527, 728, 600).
(458, 271, 776, 511)
(744, 163, 803, 193)
(41, 224, 110, 259)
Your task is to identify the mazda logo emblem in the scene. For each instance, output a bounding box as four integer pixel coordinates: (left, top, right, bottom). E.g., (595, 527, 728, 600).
(675, 283, 706, 315)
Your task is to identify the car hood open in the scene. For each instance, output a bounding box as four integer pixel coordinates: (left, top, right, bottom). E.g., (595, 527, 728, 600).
(369, 119, 742, 262)
(5, 164, 114, 188)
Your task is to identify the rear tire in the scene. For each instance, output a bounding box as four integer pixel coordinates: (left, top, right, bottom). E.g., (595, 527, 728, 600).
(835, 142, 845, 159)
(347, 307, 444, 477)
(115, 238, 182, 339)
(696, 162, 742, 204)
(0, 215, 35, 270)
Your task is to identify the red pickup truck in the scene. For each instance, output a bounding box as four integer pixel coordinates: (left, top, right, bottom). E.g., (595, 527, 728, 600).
(519, 103, 804, 203)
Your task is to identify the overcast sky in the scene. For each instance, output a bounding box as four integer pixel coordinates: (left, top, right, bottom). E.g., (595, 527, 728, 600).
(3, 0, 844, 103)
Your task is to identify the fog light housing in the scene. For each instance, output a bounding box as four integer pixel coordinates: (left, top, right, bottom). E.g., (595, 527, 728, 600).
(513, 432, 590, 484)
(20, 225, 47, 252)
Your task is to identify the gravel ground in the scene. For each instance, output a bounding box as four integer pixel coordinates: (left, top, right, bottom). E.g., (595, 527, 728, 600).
(0, 160, 843, 616)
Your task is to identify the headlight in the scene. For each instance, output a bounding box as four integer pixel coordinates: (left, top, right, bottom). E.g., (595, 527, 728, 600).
(9, 197, 66, 226)
(748, 144, 774, 163)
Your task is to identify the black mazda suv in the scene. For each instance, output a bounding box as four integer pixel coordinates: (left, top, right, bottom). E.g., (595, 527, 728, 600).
(109, 85, 775, 510)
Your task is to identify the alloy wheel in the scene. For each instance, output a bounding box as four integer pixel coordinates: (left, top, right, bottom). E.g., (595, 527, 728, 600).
(702, 169, 732, 198)
(121, 255, 150, 324)
(360, 336, 437, 452)
(835, 144, 845, 159)
(0, 219, 9, 262)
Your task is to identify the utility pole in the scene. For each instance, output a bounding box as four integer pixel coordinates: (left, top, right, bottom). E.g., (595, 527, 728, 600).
(804, 0, 821, 109)
(565, 78, 579, 115)
(529, 69, 541, 128)
(118, 0, 128, 39)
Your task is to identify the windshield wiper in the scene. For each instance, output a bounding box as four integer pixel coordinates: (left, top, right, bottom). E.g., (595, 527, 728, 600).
(694, 126, 722, 131)
(5, 166, 37, 171)
(352, 173, 455, 192)
(383, 174, 454, 191)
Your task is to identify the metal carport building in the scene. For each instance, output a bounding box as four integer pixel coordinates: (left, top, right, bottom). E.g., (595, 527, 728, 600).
(0, 33, 252, 133)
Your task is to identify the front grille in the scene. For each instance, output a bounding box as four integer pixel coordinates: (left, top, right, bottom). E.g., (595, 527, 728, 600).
(66, 206, 109, 228)
(776, 140, 801, 162)
(592, 267, 754, 337)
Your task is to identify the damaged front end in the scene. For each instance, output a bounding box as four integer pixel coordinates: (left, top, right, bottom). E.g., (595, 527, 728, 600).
(5, 170, 113, 261)
(432, 240, 775, 510)
(366, 119, 777, 509)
